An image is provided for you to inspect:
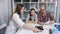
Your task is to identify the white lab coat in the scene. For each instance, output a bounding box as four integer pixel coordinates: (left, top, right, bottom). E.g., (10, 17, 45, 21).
(5, 13, 24, 34)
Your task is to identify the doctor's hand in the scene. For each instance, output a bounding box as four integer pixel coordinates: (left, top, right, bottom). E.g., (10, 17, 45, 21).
(33, 28, 42, 32)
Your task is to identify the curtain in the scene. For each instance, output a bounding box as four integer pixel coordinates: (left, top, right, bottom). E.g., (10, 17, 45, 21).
(0, 0, 12, 29)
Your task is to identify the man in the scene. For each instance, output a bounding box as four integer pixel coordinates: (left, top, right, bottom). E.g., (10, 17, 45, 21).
(38, 4, 54, 25)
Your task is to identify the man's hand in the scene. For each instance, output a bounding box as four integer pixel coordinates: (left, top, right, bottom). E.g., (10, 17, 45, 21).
(49, 21, 54, 24)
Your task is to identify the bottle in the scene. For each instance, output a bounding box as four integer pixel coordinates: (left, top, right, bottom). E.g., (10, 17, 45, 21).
(49, 29, 53, 34)
(53, 25, 58, 34)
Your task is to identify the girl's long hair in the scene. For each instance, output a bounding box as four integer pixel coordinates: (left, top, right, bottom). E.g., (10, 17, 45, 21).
(29, 8, 35, 21)
(11, 4, 24, 19)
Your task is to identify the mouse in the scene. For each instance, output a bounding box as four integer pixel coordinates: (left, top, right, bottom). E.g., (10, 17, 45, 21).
(35, 26, 44, 30)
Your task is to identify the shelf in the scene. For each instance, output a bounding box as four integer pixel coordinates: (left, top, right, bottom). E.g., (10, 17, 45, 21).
(38, 2, 56, 3)
(14, 2, 56, 3)
(14, 0, 57, 2)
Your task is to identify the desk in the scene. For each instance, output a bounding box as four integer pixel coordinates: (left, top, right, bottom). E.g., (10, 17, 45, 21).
(16, 23, 54, 34)
(33, 30, 49, 34)
(28, 23, 54, 34)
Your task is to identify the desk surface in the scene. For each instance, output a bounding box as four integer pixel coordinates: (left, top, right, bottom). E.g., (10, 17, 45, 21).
(16, 23, 60, 34)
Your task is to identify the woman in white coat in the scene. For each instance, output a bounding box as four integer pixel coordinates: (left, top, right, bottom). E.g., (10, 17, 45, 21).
(5, 4, 40, 34)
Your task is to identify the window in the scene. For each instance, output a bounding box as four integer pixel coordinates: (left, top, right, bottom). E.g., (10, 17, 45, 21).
(14, 0, 57, 22)
(14, 0, 21, 2)
(31, 0, 38, 2)
(23, 0, 29, 2)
